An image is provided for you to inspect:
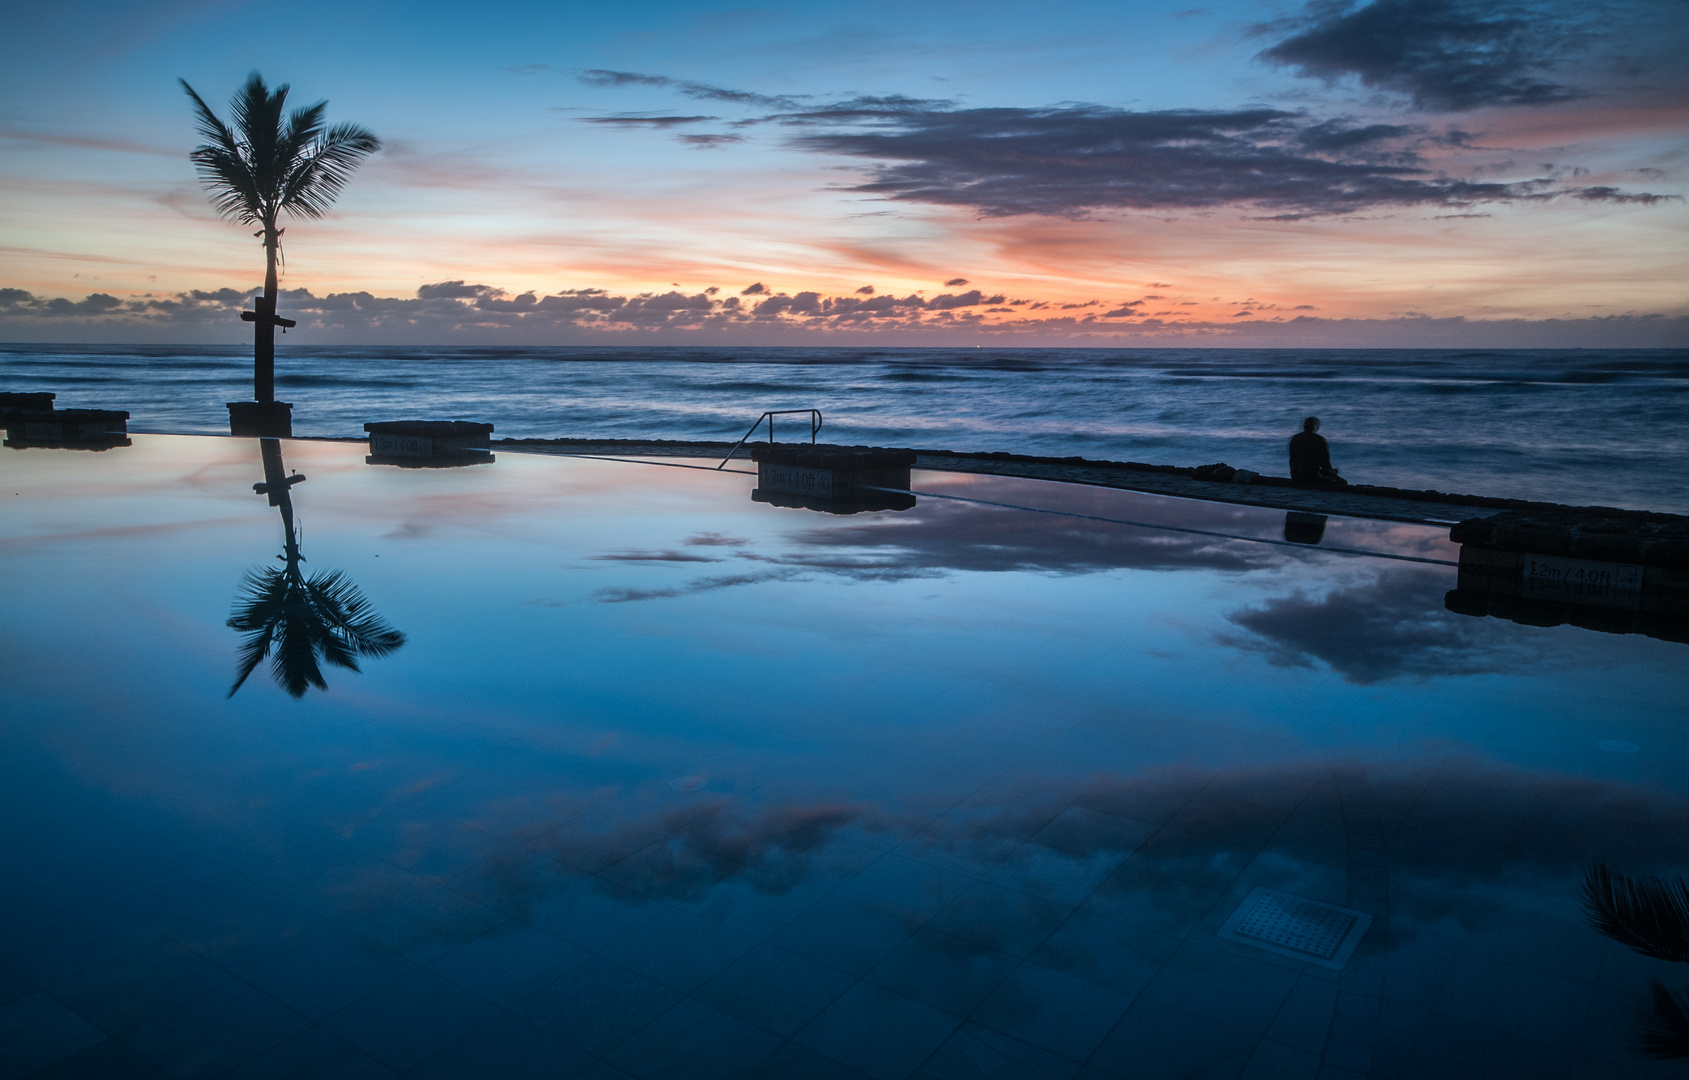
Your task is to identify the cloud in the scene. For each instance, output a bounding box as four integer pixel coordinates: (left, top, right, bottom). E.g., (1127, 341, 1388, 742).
(0, 126, 176, 157)
(780, 498, 1288, 577)
(575, 69, 797, 108)
(678, 134, 746, 149)
(580, 114, 717, 128)
(590, 550, 723, 563)
(575, 68, 1671, 217)
(776, 101, 1659, 217)
(483, 755, 1689, 933)
(1296, 119, 1418, 152)
(29, 292, 125, 315)
(593, 569, 801, 604)
(945, 277, 970, 286)
(575, 69, 673, 89)
(416, 280, 499, 300)
(1256, 0, 1616, 111)
(4, 283, 1684, 348)
(1222, 567, 1546, 683)
(582, 494, 1295, 607)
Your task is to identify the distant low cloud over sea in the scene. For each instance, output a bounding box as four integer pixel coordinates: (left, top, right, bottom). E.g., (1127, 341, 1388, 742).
(1, 283, 1681, 347)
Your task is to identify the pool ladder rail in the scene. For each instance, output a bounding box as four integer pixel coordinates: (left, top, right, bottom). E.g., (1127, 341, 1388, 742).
(718, 409, 824, 469)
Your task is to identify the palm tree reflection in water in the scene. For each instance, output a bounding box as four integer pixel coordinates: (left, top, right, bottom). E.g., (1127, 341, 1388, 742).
(228, 439, 405, 698)
(1584, 861, 1689, 1059)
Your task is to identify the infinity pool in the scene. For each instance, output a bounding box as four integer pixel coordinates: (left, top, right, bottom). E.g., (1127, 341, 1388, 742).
(1, 435, 1684, 1079)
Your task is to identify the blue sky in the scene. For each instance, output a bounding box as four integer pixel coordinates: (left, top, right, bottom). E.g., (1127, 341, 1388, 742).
(2, 0, 1685, 344)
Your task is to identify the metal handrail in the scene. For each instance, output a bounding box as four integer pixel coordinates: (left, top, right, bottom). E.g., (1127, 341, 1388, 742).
(717, 409, 823, 469)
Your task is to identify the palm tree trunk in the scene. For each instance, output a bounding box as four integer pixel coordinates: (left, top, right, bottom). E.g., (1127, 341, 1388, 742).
(254, 221, 279, 403)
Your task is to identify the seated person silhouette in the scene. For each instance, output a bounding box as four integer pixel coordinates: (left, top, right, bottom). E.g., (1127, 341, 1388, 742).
(1289, 416, 1347, 487)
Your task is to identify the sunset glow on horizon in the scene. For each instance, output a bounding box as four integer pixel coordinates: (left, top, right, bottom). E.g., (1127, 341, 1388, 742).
(3, 0, 1685, 346)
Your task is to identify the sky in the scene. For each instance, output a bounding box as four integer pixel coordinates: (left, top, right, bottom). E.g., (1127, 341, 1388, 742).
(1, 0, 1686, 346)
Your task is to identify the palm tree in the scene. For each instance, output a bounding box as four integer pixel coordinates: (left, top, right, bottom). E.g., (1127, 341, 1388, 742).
(180, 73, 380, 403)
(228, 439, 405, 697)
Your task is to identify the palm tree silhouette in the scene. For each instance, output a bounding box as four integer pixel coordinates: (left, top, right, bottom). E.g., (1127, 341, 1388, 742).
(228, 439, 405, 698)
(180, 73, 380, 403)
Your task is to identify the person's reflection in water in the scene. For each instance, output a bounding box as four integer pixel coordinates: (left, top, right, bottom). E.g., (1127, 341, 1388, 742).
(1289, 416, 1347, 487)
(228, 438, 405, 698)
(1283, 511, 1328, 545)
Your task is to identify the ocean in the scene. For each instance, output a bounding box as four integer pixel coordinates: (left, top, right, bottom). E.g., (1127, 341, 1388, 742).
(2, 343, 1685, 513)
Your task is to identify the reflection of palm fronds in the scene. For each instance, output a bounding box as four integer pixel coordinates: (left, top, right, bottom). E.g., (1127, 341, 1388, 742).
(1583, 861, 1689, 963)
(228, 565, 405, 698)
(1636, 981, 1689, 1060)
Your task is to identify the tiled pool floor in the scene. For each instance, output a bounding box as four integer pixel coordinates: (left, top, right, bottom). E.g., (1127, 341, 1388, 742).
(1, 436, 1684, 1079)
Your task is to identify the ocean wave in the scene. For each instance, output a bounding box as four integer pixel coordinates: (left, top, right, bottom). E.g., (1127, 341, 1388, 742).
(4, 344, 1685, 512)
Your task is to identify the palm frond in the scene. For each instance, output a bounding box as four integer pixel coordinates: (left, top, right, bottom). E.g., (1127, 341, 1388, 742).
(226, 566, 290, 696)
(227, 562, 403, 698)
(1583, 861, 1689, 963)
(281, 124, 382, 219)
(181, 72, 378, 234)
(272, 586, 329, 697)
(304, 570, 407, 656)
(1635, 981, 1689, 1060)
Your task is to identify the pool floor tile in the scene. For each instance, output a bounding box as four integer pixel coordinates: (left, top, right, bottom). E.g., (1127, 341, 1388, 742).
(746, 1040, 874, 1079)
(220, 1026, 397, 1080)
(407, 1011, 597, 1080)
(1394, 1012, 1578, 1079)
(1085, 999, 1260, 1079)
(606, 998, 784, 1079)
(1028, 912, 1168, 998)
(987, 844, 1124, 909)
(970, 962, 1135, 1061)
(511, 955, 685, 1057)
(8, 903, 164, 988)
(18, 1036, 172, 1080)
(244, 936, 416, 1021)
(795, 982, 963, 1080)
(1141, 940, 1302, 1034)
(768, 895, 920, 978)
(835, 853, 978, 924)
(680, 873, 828, 939)
(1237, 1038, 1322, 1080)
(1032, 807, 1158, 861)
(865, 928, 1022, 1018)
(1430, 953, 1594, 1052)
(1263, 976, 1339, 1053)
(428, 922, 588, 1007)
(693, 942, 856, 1037)
(318, 968, 500, 1072)
(927, 881, 1074, 958)
(0, 992, 106, 1079)
(913, 1022, 1081, 1080)
(46, 941, 236, 1039)
(600, 907, 758, 993)
(1124, 830, 1259, 894)
(0, 962, 35, 1008)
(124, 981, 309, 1080)
(519, 881, 674, 953)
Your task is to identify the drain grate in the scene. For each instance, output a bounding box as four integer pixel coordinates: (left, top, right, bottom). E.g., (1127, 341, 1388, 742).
(1217, 888, 1372, 970)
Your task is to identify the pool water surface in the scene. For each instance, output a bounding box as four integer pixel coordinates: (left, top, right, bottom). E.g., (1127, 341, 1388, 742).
(1, 435, 1684, 1079)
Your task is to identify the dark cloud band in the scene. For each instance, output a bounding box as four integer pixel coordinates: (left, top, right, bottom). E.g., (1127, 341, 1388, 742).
(775, 101, 1659, 218)
(1256, 0, 1594, 111)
